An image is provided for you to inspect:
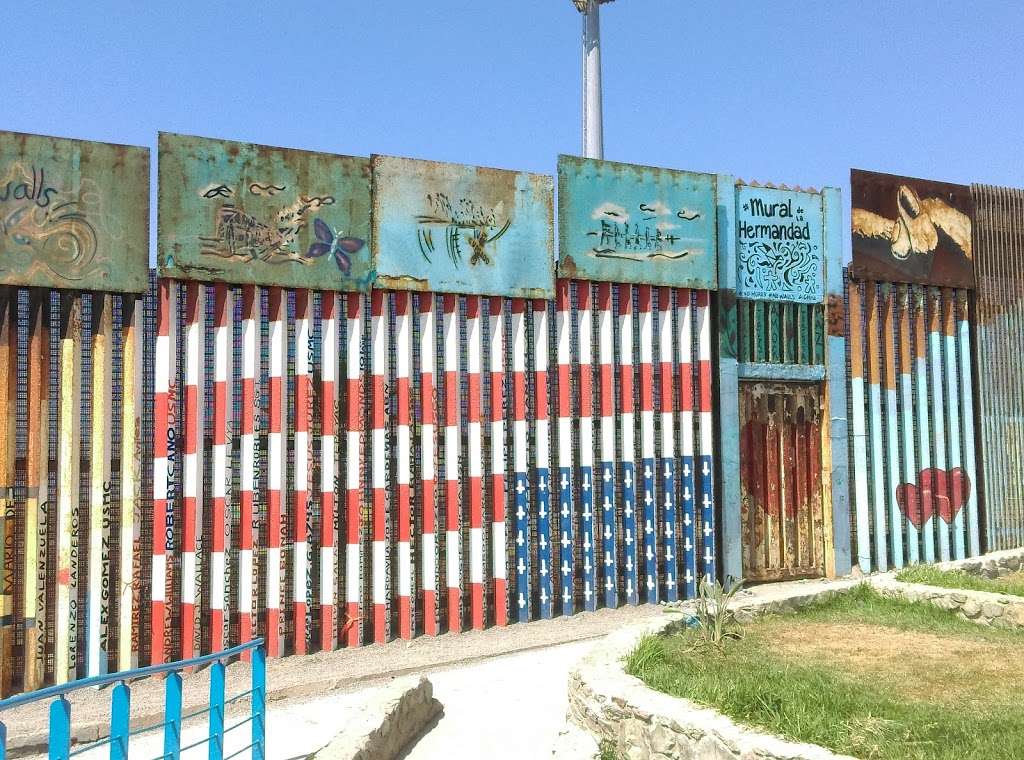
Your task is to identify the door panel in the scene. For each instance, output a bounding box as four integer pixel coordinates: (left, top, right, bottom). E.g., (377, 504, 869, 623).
(740, 382, 824, 582)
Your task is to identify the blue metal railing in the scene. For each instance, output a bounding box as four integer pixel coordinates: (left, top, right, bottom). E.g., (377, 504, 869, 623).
(0, 639, 265, 760)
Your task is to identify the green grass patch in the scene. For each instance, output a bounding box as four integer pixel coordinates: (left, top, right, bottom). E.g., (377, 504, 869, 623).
(625, 584, 1024, 760)
(897, 564, 1024, 597)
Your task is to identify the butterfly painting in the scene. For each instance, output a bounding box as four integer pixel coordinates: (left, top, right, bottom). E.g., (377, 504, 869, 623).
(306, 217, 366, 274)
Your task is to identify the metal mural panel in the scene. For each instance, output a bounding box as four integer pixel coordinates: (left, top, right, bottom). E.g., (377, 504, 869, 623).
(851, 169, 975, 289)
(736, 185, 824, 303)
(0, 131, 149, 292)
(372, 155, 554, 297)
(158, 133, 373, 290)
(556, 155, 717, 288)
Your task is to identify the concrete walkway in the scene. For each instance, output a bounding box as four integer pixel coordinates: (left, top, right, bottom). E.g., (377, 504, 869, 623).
(400, 639, 597, 759)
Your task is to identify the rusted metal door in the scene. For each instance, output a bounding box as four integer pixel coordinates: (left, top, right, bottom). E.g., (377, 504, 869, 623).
(740, 382, 825, 581)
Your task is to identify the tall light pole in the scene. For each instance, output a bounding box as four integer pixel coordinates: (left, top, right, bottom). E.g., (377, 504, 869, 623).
(573, 0, 613, 159)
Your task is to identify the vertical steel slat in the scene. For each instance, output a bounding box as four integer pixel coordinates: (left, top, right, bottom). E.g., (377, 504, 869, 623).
(292, 290, 313, 653)
(897, 286, 920, 564)
(181, 284, 204, 660)
(265, 288, 286, 656)
(393, 292, 413, 638)
(957, 292, 982, 556)
(151, 281, 177, 664)
(318, 292, 339, 649)
(464, 296, 484, 628)
(847, 280, 871, 571)
(238, 287, 258, 656)
(54, 292, 82, 684)
(807, 391, 824, 572)
(695, 290, 716, 584)
(941, 289, 966, 560)
(487, 297, 508, 625)
(531, 299, 553, 618)
(510, 299, 530, 621)
(117, 295, 143, 670)
(880, 285, 904, 567)
(767, 302, 780, 364)
(19, 291, 47, 690)
(738, 300, 751, 362)
(210, 286, 232, 653)
(417, 295, 437, 635)
(0, 289, 14, 695)
(752, 302, 765, 363)
(576, 285, 596, 612)
(792, 395, 806, 569)
(636, 285, 655, 603)
(596, 283, 618, 608)
(657, 288, 678, 601)
(555, 283, 575, 615)
(616, 285, 638, 604)
(765, 393, 781, 570)
(863, 283, 888, 571)
(676, 289, 697, 597)
(87, 294, 113, 677)
(912, 287, 935, 563)
(927, 287, 951, 562)
(370, 291, 389, 643)
(441, 295, 461, 632)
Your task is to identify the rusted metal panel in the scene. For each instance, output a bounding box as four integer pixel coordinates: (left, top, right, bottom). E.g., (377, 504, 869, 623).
(0, 131, 149, 292)
(158, 133, 373, 291)
(556, 156, 717, 289)
(372, 155, 554, 298)
(972, 183, 1024, 550)
(740, 382, 824, 582)
(851, 169, 975, 289)
(736, 185, 824, 303)
(735, 300, 825, 368)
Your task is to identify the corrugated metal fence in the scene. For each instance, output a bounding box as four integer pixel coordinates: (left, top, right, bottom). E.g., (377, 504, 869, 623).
(973, 184, 1024, 551)
(846, 277, 981, 571)
(0, 276, 718, 694)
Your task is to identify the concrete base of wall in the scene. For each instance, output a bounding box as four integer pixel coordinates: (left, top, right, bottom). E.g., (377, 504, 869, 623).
(566, 580, 861, 760)
(312, 676, 441, 760)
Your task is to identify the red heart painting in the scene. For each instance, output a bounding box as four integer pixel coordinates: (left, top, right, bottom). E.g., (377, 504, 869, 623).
(895, 467, 971, 528)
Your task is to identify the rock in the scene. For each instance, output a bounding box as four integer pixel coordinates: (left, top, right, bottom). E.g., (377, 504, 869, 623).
(982, 602, 1005, 619)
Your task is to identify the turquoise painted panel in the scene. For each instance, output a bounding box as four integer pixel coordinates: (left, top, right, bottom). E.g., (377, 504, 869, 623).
(0, 130, 149, 293)
(372, 155, 554, 298)
(736, 185, 824, 303)
(158, 133, 373, 291)
(557, 156, 717, 288)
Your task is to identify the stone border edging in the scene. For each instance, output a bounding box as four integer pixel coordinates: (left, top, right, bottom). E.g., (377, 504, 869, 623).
(870, 576, 1024, 629)
(567, 580, 862, 760)
(312, 676, 441, 760)
(933, 547, 1024, 580)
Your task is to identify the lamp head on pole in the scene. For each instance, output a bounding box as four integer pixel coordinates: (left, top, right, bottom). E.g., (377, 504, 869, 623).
(572, 0, 614, 11)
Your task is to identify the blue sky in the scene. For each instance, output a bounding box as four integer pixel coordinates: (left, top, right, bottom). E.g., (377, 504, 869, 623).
(3, 1, 1021, 258)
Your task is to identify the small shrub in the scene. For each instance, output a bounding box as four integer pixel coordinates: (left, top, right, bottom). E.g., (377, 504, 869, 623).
(687, 577, 746, 652)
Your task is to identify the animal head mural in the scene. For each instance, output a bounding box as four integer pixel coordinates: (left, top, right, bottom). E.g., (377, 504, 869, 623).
(851, 169, 975, 289)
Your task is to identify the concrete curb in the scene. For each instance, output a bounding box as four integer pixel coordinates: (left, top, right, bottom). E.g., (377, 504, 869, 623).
(566, 580, 862, 760)
(312, 677, 441, 760)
